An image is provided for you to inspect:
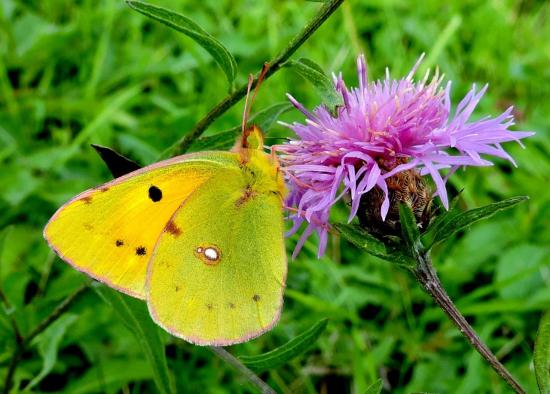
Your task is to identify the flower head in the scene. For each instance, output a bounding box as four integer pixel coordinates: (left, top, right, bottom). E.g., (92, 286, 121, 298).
(276, 55, 534, 258)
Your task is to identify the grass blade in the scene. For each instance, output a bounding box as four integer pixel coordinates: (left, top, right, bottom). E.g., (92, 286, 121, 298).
(534, 311, 550, 393)
(24, 314, 78, 390)
(365, 379, 383, 394)
(96, 287, 176, 394)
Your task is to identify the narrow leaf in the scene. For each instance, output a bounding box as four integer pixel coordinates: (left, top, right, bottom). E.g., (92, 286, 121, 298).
(534, 311, 550, 393)
(24, 314, 78, 390)
(335, 223, 389, 259)
(239, 319, 328, 372)
(126, 1, 237, 87)
(365, 379, 383, 394)
(252, 102, 294, 133)
(96, 287, 176, 394)
(335, 223, 414, 268)
(188, 128, 241, 153)
(284, 58, 343, 108)
(189, 102, 292, 152)
(398, 203, 422, 258)
(65, 359, 154, 394)
(0, 226, 11, 280)
(285, 289, 354, 320)
(422, 196, 529, 248)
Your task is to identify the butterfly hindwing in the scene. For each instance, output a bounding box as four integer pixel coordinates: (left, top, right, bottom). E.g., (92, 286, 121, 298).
(44, 152, 237, 298)
(146, 165, 286, 345)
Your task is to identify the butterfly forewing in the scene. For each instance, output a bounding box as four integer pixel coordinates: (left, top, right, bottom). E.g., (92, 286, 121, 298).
(44, 152, 236, 298)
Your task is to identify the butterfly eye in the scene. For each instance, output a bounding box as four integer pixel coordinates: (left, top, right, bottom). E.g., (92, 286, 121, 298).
(195, 245, 222, 265)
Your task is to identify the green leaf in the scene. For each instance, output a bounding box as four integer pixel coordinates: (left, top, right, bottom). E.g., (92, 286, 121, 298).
(284, 58, 343, 108)
(0, 165, 42, 206)
(334, 223, 414, 267)
(95, 287, 176, 394)
(189, 102, 292, 152)
(126, 1, 237, 87)
(421, 196, 529, 249)
(285, 289, 356, 321)
(24, 314, 78, 390)
(0, 124, 17, 162)
(249, 102, 294, 134)
(65, 359, 154, 394)
(495, 244, 545, 300)
(534, 311, 550, 394)
(0, 226, 11, 279)
(398, 203, 423, 258)
(239, 319, 328, 372)
(365, 379, 383, 394)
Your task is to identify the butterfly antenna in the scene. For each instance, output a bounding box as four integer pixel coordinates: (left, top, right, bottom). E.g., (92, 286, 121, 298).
(241, 74, 254, 138)
(241, 63, 270, 148)
(248, 63, 270, 124)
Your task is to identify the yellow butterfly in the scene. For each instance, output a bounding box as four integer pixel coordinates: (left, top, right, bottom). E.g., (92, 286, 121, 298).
(43, 72, 287, 346)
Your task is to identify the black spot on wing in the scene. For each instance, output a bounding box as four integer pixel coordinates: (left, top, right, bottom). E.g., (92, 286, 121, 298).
(148, 185, 162, 202)
(135, 246, 147, 256)
(253, 294, 260, 302)
(115, 239, 124, 247)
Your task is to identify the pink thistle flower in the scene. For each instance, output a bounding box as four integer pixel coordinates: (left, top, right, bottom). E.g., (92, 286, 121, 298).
(276, 55, 534, 258)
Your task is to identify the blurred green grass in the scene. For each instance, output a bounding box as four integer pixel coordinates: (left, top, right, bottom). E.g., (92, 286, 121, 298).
(1, 0, 549, 392)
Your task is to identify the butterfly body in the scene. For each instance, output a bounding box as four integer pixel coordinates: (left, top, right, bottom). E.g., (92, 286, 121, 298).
(44, 146, 287, 345)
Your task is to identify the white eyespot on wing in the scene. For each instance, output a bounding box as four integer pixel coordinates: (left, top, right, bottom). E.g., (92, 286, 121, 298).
(204, 247, 218, 260)
(194, 244, 221, 266)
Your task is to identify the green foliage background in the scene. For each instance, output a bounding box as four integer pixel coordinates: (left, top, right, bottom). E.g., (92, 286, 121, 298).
(1, 0, 549, 392)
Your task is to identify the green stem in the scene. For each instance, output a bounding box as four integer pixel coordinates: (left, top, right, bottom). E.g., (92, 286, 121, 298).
(2, 284, 89, 394)
(162, 0, 344, 157)
(209, 347, 276, 394)
(413, 253, 525, 394)
(0, 287, 23, 346)
(25, 283, 89, 345)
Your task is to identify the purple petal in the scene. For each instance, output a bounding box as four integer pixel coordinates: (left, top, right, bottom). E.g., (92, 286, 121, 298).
(277, 54, 534, 259)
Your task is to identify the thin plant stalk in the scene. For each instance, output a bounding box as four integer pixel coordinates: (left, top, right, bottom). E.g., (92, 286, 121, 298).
(209, 346, 276, 394)
(163, 0, 344, 157)
(413, 253, 525, 394)
(0, 287, 23, 345)
(2, 284, 89, 394)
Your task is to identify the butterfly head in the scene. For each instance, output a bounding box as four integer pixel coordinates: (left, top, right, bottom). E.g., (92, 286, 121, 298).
(239, 147, 286, 202)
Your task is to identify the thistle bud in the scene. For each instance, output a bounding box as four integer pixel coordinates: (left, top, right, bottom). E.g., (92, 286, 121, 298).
(358, 166, 432, 236)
